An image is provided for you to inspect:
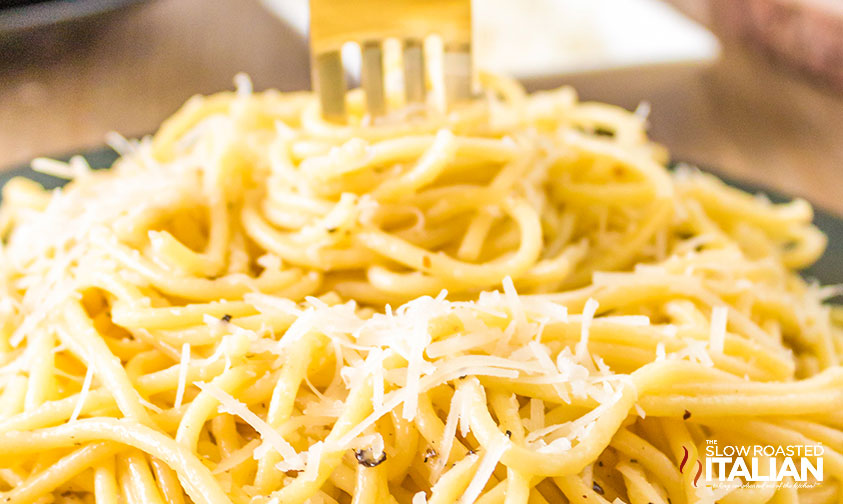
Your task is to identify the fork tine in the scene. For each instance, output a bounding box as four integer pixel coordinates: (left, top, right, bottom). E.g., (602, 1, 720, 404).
(309, 0, 472, 121)
(361, 41, 387, 116)
(444, 42, 473, 106)
(403, 39, 426, 105)
(313, 50, 347, 122)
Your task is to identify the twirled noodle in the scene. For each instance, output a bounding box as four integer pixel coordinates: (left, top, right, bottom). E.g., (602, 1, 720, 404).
(0, 74, 839, 504)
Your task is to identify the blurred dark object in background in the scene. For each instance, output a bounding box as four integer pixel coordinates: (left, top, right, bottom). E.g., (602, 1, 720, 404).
(714, 0, 843, 90)
(1, 1, 52, 7)
(0, 0, 146, 32)
(672, 0, 843, 91)
(0, 0, 146, 61)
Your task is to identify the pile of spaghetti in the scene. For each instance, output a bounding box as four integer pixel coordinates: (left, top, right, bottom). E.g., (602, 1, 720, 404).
(0, 75, 841, 504)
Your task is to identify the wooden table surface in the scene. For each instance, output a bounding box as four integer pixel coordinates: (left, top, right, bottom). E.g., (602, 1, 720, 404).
(1, 0, 841, 215)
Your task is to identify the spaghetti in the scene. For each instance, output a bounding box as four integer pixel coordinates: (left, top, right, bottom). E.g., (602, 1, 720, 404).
(0, 74, 840, 504)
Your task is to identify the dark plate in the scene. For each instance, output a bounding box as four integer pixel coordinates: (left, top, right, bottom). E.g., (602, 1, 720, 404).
(1, 147, 841, 294)
(0, 0, 145, 35)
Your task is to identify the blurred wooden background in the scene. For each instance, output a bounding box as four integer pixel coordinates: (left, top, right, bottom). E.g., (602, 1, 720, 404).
(0, 0, 841, 215)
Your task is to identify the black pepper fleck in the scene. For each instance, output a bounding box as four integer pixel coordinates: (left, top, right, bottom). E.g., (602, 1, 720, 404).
(683, 410, 692, 420)
(592, 481, 604, 495)
(220, 314, 232, 323)
(354, 448, 387, 468)
(505, 430, 512, 438)
(424, 448, 437, 463)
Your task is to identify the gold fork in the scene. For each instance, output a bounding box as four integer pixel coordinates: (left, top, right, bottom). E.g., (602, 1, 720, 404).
(309, 0, 473, 122)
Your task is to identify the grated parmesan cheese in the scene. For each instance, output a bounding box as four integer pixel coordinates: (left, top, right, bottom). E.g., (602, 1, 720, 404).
(402, 321, 429, 421)
(174, 342, 191, 409)
(234, 73, 253, 97)
(576, 298, 600, 370)
(213, 439, 261, 474)
(301, 441, 324, 482)
(69, 365, 94, 423)
(31, 158, 76, 180)
(195, 381, 304, 469)
(502, 276, 528, 337)
(672, 340, 714, 367)
(655, 343, 666, 361)
(526, 385, 625, 450)
(459, 439, 508, 504)
(425, 331, 503, 359)
(529, 398, 545, 431)
(435, 388, 464, 478)
(601, 315, 650, 326)
(527, 341, 570, 402)
(138, 397, 163, 414)
(709, 306, 728, 354)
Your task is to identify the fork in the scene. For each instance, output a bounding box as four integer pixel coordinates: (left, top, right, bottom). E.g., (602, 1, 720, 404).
(309, 0, 473, 122)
